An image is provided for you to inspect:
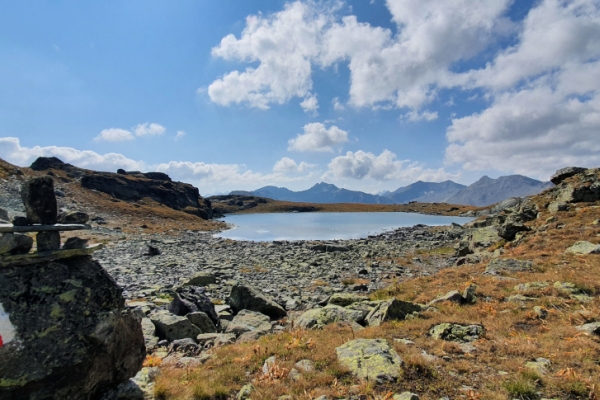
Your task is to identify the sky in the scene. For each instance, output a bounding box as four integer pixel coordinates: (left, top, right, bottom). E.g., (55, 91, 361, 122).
(1, 0, 599, 195)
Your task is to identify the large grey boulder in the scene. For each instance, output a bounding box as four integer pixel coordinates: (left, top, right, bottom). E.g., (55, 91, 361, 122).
(187, 311, 217, 333)
(169, 286, 218, 324)
(296, 305, 366, 329)
(183, 272, 217, 287)
(225, 309, 272, 338)
(365, 299, 422, 326)
(150, 311, 202, 342)
(21, 176, 58, 224)
(0, 233, 33, 255)
(229, 282, 286, 320)
(0, 256, 145, 399)
(335, 338, 403, 383)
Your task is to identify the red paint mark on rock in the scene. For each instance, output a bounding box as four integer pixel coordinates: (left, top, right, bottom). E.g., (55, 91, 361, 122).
(0, 334, 4, 347)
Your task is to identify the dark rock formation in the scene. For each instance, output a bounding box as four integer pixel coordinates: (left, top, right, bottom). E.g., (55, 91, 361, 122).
(21, 176, 58, 224)
(229, 282, 287, 320)
(169, 286, 219, 324)
(36, 231, 60, 251)
(0, 233, 33, 255)
(58, 211, 90, 224)
(550, 166, 586, 185)
(30, 157, 72, 172)
(0, 256, 145, 399)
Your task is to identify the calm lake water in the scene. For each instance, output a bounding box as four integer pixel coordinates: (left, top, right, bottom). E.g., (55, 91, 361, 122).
(215, 212, 473, 242)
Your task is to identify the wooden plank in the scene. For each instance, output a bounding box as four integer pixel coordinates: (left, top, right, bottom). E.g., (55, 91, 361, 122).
(0, 244, 104, 267)
(0, 224, 91, 233)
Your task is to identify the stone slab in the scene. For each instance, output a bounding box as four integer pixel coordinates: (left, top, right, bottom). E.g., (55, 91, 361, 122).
(0, 224, 91, 233)
(0, 244, 103, 267)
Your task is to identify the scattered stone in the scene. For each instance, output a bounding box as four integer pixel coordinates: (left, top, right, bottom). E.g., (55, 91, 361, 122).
(150, 310, 202, 342)
(21, 176, 58, 224)
(169, 286, 218, 323)
(229, 282, 287, 320)
(183, 272, 217, 287)
(525, 357, 551, 375)
(335, 338, 403, 383)
(36, 231, 61, 251)
(0, 232, 34, 255)
(429, 323, 484, 342)
(225, 309, 272, 338)
(394, 392, 419, 400)
(576, 322, 600, 336)
(462, 284, 477, 304)
(565, 241, 600, 255)
(58, 211, 90, 224)
(365, 299, 422, 326)
(294, 359, 315, 373)
(548, 202, 569, 213)
(141, 318, 159, 350)
(169, 338, 200, 356)
(296, 305, 365, 329)
(262, 355, 277, 375)
(186, 311, 217, 333)
(236, 383, 254, 400)
(533, 306, 548, 319)
(428, 290, 464, 306)
(507, 294, 537, 303)
(514, 281, 549, 292)
(484, 258, 534, 275)
(12, 216, 29, 226)
(147, 246, 161, 256)
(0, 207, 8, 222)
(196, 333, 236, 348)
(63, 237, 89, 249)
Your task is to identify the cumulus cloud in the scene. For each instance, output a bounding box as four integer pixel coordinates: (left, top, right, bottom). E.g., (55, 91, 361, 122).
(288, 123, 349, 152)
(94, 128, 134, 142)
(134, 123, 166, 137)
(0, 137, 145, 171)
(273, 157, 315, 173)
(404, 110, 438, 122)
(300, 93, 319, 114)
(327, 149, 456, 182)
(332, 97, 345, 111)
(446, 0, 600, 179)
(176, 130, 186, 140)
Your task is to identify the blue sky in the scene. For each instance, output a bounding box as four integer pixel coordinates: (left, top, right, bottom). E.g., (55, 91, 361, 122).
(1, 0, 599, 195)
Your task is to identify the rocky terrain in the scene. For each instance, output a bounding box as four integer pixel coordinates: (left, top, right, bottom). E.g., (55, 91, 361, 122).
(1, 159, 599, 399)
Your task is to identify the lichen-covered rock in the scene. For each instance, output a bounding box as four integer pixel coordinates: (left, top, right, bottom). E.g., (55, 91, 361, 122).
(514, 281, 549, 292)
(21, 176, 58, 225)
(429, 323, 484, 342)
(565, 241, 600, 255)
(236, 383, 254, 400)
(327, 292, 368, 307)
(0, 256, 145, 399)
(0, 233, 33, 255)
(296, 305, 366, 329)
(229, 282, 286, 320)
(485, 258, 534, 275)
(365, 299, 422, 326)
(183, 272, 217, 287)
(551, 167, 586, 184)
(525, 357, 551, 375)
(335, 338, 403, 383)
(150, 311, 202, 342)
(394, 392, 419, 400)
(225, 309, 271, 337)
(186, 311, 217, 333)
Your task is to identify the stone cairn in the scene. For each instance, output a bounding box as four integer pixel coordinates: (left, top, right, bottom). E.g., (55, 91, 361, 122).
(0, 176, 102, 266)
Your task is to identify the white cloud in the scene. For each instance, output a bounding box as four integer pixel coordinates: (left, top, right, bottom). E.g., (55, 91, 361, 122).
(288, 122, 349, 152)
(134, 123, 166, 137)
(300, 93, 319, 114)
(404, 110, 438, 122)
(332, 97, 345, 111)
(273, 157, 315, 173)
(94, 128, 134, 142)
(445, 0, 600, 179)
(176, 130, 186, 140)
(0, 137, 145, 171)
(327, 149, 457, 182)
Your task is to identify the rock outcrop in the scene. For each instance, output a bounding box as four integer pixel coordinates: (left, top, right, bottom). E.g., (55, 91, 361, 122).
(335, 338, 403, 383)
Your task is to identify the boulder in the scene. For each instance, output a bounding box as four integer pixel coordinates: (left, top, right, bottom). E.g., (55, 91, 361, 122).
(484, 258, 534, 275)
(168, 286, 218, 324)
(365, 299, 422, 326)
(0, 256, 145, 399)
(525, 357, 551, 375)
(429, 323, 484, 342)
(550, 166, 586, 184)
(296, 305, 366, 329)
(186, 311, 217, 333)
(58, 211, 90, 224)
(21, 176, 58, 225)
(335, 338, 403, 383)
(0, 233, 33, 255)
(327, 293, 368, 307)
(565, 241, 600, 255)
(225, 309, 271, 338)
(0, 207, 8, 222)
(63, 237, 89, 250)
(394, 393, 419, 400)
(229, 282, 286, 320)
(427, 290, 464, 306)
(141, 318, 159, 350)
(576, 322, 600, 336)
(150, 311, 202, 342)
(183, 272, 217, 287)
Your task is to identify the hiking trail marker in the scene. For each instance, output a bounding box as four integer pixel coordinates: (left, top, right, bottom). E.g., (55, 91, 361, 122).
(0, 302, 16, 347)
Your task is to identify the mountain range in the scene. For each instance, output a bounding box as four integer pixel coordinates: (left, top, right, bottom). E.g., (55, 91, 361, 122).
(231, 174, 553, 206)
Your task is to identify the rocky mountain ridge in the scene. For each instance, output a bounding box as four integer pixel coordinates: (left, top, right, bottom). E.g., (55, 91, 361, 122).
(235, 174, 553, 206)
